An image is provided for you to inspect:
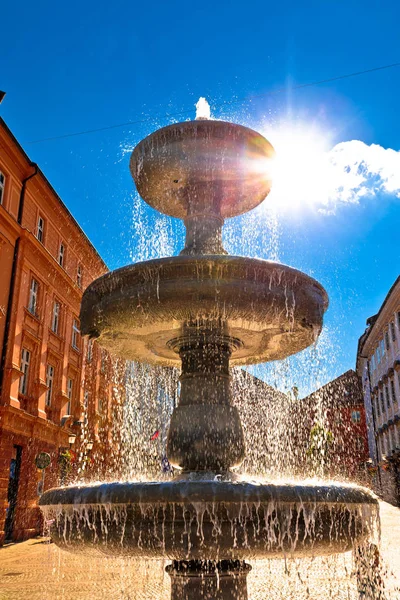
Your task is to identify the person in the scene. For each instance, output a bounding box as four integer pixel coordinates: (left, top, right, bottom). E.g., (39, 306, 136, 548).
(161, 454, 173, 475)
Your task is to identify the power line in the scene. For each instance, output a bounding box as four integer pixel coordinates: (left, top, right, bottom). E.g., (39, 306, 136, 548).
(26, 61, 400, 145)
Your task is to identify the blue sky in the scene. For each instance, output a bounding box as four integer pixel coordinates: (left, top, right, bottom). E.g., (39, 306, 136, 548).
(1, 0, 400, 394)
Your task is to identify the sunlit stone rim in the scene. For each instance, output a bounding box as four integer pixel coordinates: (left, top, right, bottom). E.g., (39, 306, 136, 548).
(40, 480, 377, 506)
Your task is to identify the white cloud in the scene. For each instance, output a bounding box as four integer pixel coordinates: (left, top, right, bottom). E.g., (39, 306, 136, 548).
(327, 140, 400, 205)
(267, 132, 400, 214)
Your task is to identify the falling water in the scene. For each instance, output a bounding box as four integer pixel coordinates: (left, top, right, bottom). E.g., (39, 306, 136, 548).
(38, 109, 397, 600)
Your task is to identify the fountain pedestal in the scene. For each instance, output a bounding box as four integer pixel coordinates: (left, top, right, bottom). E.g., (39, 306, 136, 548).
(167, 561, 251, 600)
(167, 326, 244, 472)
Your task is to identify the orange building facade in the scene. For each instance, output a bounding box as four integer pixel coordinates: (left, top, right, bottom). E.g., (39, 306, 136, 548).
(0, 117, 112, 544)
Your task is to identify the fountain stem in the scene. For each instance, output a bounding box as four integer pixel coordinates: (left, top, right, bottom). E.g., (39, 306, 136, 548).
(180, 214, 227, 255)
(167, 326, 245, 472)
(167, 561, 251, 600)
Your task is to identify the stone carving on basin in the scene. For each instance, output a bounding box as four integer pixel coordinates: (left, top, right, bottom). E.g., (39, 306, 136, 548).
(40, 111, 378, 599)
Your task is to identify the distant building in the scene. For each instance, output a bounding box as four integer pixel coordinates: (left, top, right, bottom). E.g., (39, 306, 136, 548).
(356, 276, 400, 506)
(0, 117, 113, 544)
(232, 369, 369, 482)
(301, 370, 370, 481)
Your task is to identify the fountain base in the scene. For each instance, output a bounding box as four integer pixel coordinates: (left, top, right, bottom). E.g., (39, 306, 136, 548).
(166, 560, 251, 600)
(39, 480, 379, 560)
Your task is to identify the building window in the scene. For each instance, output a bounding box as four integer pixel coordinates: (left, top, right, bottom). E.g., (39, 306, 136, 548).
(51, 301, 60, 334)
(36, 216, 45, 243)
(98, 396, 106, 414)
(380, 390, 385, 415)
(375, 395, 380, 417)
(77, 265, 82, 288)
(356, 437, 364, 452)
(45, 365, 54, 406)
(72, 319, 80, 350)
(393, 378, 398, 405)
(66, 378, 73, 415)
(59, 243, 65, 267)
(351, 410, 361, 423)
(376, 345, 381, 364)
(0, 171, 5, 205)
(28, 278, 39, 315)
(101, 352, 106, 373)
(19, 348, 30, 395)
(388, 428, 393, 454)
(383, 386, 387, 410)
(385, 384, 391, 409)
(87, 339, 93, 363)
(390, 321, 396, 343)
(83, 391, 89, 424)
(385, 331, 390, 351)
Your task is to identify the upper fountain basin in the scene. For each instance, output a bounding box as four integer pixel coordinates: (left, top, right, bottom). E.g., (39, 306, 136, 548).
(80, 256, 328, 366)
(130, 120, 275, 219)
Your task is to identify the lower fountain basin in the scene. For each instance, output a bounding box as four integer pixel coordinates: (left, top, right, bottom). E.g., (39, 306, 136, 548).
(39, 480, 378, 560)
(80, 256, 328, 366)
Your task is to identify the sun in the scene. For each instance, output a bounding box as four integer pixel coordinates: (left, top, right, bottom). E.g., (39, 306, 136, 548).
(261, 122, 335, 212)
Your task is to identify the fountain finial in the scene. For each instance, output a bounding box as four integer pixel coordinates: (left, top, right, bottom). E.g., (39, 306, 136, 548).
(195, 96, 211, 120)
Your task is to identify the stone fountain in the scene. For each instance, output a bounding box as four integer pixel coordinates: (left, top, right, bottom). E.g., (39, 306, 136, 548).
(40, 106, 379, 599)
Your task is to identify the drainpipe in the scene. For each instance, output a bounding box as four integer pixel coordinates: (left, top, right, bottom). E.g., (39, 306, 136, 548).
(17, 163, 38, 225)
(0, 163, 38, 396)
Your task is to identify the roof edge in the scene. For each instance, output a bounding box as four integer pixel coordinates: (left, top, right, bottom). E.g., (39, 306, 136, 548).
(357, 275, 400, 359)
(0, 117, 108, 272)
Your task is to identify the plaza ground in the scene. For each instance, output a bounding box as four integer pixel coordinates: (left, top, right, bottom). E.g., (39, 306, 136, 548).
(0, 502, 399, 599)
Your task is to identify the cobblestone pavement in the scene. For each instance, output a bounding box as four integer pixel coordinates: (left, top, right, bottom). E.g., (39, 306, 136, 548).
(0, 502, 399, 600)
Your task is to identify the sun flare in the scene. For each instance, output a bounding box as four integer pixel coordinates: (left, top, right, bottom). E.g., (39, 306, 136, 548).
(263, 123, 335, 212)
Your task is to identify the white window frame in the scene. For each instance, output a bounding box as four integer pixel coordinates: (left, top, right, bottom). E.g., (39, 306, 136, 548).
(351, 410, 361, 423)
(28, 278, 39, 315)
(59, 243, 65, 267)
(0, 171, 5, 205)
(45, 364, 54, 406)
(51, 301, 60, 334)
(36, 215, 44, 242)
(101, 353, 106, 372)
(66, 378, 73, 415)
(19, 348, 30, 395)
(98, 396, 106, 414)
(77, 265, 82, 288)
(87, 339, 93, 362)
(72, 319, 80, 350)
